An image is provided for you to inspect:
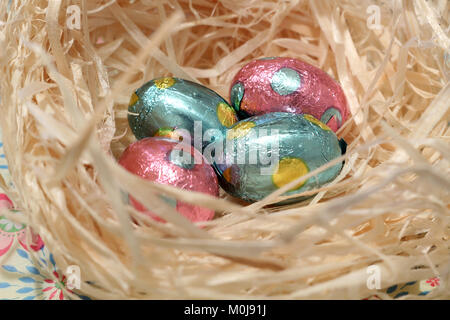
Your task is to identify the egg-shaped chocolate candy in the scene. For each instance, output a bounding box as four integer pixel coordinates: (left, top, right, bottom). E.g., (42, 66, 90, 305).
(119, 137, 219, 223)
(212, 112, 345, 203)
(128, 77, 238, 149)
(230, 57, 349, 132)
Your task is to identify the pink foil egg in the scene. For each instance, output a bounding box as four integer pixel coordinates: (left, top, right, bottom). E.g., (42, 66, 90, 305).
(118, 137, 218, 223)
(230, 57, 349, 132)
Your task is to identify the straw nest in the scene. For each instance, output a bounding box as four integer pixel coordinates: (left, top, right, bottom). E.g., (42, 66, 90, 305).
(0, 0, 449, 299)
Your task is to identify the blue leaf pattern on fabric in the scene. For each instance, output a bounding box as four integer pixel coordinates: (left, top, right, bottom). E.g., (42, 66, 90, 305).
(394, 291, 409, 298)
(16, 287, 34, 294)
(16, 249, 29, 259)
(19, 277, 36, 283)
(49, 253, 56, 266)
(2, 265, 18, 273)
(26, 266, 40, 275)
(400, 281, 417, 289)
(386, 284, 397, 293)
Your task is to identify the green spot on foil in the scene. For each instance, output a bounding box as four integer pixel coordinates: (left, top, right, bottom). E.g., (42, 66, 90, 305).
(321, 107, 342, 128)
(230, 82, 244, 111)
(271, 68, 301, 96)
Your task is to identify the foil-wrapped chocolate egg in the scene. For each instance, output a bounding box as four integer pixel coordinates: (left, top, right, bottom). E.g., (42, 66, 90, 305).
(230, 57, 349, 132)
(128, 77, 238, 148)
(118, 137, 219, 222)
(213, 112, 346, 203)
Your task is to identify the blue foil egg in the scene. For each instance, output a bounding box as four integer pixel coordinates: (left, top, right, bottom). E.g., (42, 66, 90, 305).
(128, 77, 238, 149)
(212, 112, 346, 203)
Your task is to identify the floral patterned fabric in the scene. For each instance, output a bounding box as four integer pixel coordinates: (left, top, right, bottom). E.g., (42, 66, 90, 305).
(0, 130, 89, 300)
(0, 128, 440, 300)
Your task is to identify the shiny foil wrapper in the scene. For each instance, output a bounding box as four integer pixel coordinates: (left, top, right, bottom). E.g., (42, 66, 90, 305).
(230, 57, 349, 132)
(128, 77, 238, 148)
(118, 137, 219, 223)
(213, 112, 345, 203)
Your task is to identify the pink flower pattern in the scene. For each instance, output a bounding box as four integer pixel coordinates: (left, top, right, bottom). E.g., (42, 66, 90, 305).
(42, 270, 71, 300)
(0, 193, 44, 257)
(425, 277, 440, 287)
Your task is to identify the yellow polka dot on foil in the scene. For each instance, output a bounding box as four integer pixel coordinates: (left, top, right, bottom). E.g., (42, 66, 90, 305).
(304, 114, 331, 131)
(272, 157, 309, 191)
(154, 77, 176, 89)
(129, 92, 139, 107)
(154, 127, 182, 141)
(226, 121, 255, 140)
(223, 167, 233, 183)
(217, 102, 238, 128)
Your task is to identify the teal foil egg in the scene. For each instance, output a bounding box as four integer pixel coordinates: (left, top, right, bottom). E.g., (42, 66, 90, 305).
(212, 112, 346, 203)
(128, 77, 238, 149)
